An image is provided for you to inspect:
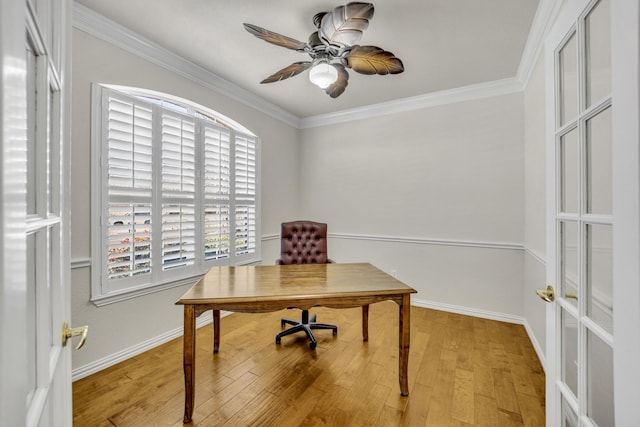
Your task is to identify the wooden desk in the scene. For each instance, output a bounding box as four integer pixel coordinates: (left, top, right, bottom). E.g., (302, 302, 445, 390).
(175, 262, 417, 424)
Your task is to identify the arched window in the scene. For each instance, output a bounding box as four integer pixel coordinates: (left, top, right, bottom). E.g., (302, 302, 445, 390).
(90, 84, 260, 304)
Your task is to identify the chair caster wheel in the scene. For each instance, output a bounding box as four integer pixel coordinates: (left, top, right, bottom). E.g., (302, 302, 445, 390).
(310, 342, 317, 350)
(276, 338, 281, 345)
(333, 329, 338, 335)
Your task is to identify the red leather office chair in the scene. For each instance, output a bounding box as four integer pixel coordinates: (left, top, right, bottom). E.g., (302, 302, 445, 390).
(275, 220, 337, 350)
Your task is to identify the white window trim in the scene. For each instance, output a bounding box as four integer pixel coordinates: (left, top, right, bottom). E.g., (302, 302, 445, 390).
(90, 84, 261, 306)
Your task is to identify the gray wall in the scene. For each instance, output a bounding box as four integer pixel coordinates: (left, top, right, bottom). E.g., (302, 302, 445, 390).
(299, 94, 526, 316)
(70, 27, 548, 374)
(523, 52, 547, 359)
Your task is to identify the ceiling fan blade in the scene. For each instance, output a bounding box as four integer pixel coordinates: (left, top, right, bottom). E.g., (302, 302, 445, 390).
(319, 2, 374, 52)
(260, 62, 312, 84)
(346, 45, 404, 75)
(325, 64, 349, 98)
(243, 23, 308, 51)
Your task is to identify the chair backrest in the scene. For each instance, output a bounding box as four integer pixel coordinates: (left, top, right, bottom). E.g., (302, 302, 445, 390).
(277, 220, 331, 265)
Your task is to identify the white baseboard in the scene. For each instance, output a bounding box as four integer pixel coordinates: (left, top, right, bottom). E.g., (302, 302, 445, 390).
(411, 297, 524, 324)
(73, 300, 546, 381)
(522, 319, 547, 372)
(72, 310, 227, 381)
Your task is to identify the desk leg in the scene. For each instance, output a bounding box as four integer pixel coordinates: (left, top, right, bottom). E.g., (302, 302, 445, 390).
(362, 305, 369, 341)
(183, 305, 196, 423)
(213, 309, 220, 353)
(398, 294, 410, 396)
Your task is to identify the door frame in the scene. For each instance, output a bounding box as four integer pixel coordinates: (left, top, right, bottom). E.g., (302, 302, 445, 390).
(610, 0, 640, 424)
(0, 0, 73, 425)
(0, 1, 29, 425)
(545, 0, 640, 425)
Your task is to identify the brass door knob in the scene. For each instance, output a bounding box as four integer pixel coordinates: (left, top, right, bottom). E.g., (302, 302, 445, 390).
(536, 285, 555, 303)
(62, 322, 88, 350)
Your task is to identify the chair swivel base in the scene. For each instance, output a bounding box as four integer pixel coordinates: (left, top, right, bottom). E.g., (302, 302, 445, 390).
(275, 310, 337, 350)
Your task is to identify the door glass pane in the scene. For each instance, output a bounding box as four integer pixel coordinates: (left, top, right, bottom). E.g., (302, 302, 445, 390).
(585, 0, 611, 107)
(45, 227, 53, 350)
(562, 396, 579, 427)
(26, 233, 37, 406)
(587, 330, 614, 426)
(586, 107, 612, 214)
(587, 224, 613, 333)
(560, 128, 580, 213)
(562, 308, 579, 397)
(48, 86, 58, 214)
(561, 221, 579, 307)
(559, 33, 577, 126)
(27, 41, 38, 215)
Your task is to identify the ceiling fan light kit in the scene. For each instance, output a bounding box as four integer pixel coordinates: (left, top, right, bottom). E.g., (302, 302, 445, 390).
(309, 61, 338, 88)
(243, 2, 404, 98)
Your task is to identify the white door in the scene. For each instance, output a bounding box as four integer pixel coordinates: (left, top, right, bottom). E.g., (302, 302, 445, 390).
(544, 0, 640, 425)
(0, 0, 76, 426)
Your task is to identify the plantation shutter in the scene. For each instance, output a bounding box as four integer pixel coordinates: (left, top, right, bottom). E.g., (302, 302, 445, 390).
(234, 132, 257, 257)
(105, 93, 153, 285)
(161, 112, 196, 271)
(203, 123, 231, 261)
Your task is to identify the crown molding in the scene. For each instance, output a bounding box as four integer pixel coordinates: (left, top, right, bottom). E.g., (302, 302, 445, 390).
(301, 0, 561, 129)
(300, 78, 523, 128)
(73, 0, 559, 130)
(72, 2, 301, 129)
(516, 0, 564, 87)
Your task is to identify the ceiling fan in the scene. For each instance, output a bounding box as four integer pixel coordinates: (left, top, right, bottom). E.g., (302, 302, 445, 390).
(243, 2, 404, 98)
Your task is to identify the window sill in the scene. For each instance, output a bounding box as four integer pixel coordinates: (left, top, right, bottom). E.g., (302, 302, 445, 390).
(90, 257, 264, 307)
(90, 275, 202, 307)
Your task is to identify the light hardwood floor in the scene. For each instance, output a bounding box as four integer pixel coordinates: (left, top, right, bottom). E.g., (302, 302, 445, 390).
(72, 303, 545, 426)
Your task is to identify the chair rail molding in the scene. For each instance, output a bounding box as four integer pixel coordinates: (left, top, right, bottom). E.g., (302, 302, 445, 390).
(328, 232, 523, 251)
(71, 258, 91, 269)
(74, 233, 529, 269)
(524, 246, 547, 265)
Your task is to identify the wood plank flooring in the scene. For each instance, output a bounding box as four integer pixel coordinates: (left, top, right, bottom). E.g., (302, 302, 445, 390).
(72, 303, 545, 426)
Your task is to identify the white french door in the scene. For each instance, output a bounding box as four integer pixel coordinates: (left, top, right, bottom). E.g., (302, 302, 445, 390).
(544, 0, 640, 425)
(1, 0, 74, 426)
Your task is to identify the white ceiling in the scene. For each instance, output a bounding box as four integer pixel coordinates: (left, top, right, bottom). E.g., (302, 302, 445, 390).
(75, 0, 540, 118)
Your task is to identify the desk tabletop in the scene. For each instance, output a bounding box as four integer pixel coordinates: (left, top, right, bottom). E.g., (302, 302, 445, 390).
(176, 262, 416, 305)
